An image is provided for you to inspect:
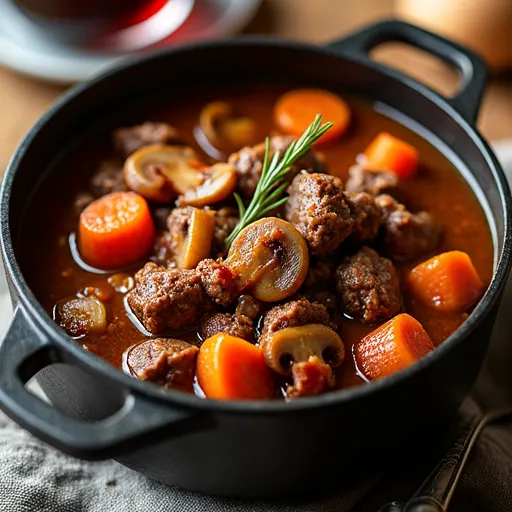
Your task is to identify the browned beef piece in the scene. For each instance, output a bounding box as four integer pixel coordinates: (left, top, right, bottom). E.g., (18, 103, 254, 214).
(303, 291, 338, 313)
(376, 194, 441, 261)
(113, 122, 182, 159)
(304, 257, 336, 289)
(124, 338, 198, 391)
(335, 246, 401, 325)
(286, 356, 335, 399)
(213, 207, 239, 257)
(196, 258, 240, 306)
(261, 298, 330, 337)
(228, 135, 325, 198)
(346, 191, 382, 243)
(89, 160, 127, 197)
(235, 295, 263, 321)
(200, 312, 254, 342)
(127, 262, 207, 334)
(345, 165, 398, 196)
(285, 172, 353, 256)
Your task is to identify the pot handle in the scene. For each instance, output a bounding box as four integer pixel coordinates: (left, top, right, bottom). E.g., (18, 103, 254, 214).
(328, 19, 487, 124)
(0, 306, 206, 460)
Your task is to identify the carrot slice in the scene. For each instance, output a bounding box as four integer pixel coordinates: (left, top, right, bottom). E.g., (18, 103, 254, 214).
(197, 333, 275, 400)
(274, 89, 351, 145)
(355, 314, 434, 381)
(408, 251, 484, 312)
(79, 191, 156, 270)
(363, 132, 419, 179)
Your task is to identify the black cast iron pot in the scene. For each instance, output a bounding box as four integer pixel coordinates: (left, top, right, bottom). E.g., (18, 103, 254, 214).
(0, 20, 511, 498)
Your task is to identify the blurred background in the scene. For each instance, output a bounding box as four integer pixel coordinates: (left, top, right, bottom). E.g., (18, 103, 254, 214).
(0, 0, 511, 172)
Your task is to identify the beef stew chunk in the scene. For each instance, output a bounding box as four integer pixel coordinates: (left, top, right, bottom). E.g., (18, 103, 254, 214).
(303, 291, 339, 314)
(200, 312, 254, 342)
(228, 135, 325, 198)
(196, 258, 240, 306)
(261, 298, 330, 337)
(285, 172, 353, 255)
(376, 194, 441, 261)
(346, 191, 382, 243)
(123, 338, 198, 391)
(287, 356, 335, 399)
(336, 246, 402, 324)
(345, 165, 398, 196)
(127, 262, 207, 334)
(304, 257, 336, 290)
(302, 258, 339, 313)
(113, 122, 182, 158)
(286, 176, 382, 254)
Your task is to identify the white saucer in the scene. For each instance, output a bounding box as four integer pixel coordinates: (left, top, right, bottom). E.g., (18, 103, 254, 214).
(0, 0, 261, 84)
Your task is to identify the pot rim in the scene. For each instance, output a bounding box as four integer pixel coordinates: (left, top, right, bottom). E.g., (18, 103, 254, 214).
(2, 36, 511, 414)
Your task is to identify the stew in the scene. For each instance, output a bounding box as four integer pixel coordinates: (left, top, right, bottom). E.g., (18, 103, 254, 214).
(18, 85, 494, 400)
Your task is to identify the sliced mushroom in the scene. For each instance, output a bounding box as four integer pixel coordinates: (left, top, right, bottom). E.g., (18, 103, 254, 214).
(122, 338, 198, 391)
(177, 163, 237, 208)
(198, 101, 257, 157)
(124, 145, 202, 202)
(56, 296, 107, 337)
(260, 324, 345, 375)
(173, 207, 216, 269)
(226, 217, 309, 302)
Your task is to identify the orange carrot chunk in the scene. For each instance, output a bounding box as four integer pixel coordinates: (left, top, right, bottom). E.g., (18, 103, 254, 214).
(355, 314, 434, 381)
(408, 250, 484, 312)
(197, 333, 275, 400)
(274, 89, 351, 145)
(79, 192, 156, 270)
(364, 132, 419, 179)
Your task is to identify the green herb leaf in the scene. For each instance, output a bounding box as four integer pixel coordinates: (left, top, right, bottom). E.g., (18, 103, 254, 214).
(225, 114, 333, 248)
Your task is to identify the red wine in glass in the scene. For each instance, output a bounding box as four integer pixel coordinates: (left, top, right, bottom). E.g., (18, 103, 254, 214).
(7, 0, 193, 48)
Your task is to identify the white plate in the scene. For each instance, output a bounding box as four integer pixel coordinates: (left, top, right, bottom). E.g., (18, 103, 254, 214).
(0, 0, 261, 84)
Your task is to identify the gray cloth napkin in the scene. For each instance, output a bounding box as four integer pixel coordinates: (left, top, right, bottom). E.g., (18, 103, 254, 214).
(1, 142, 512, 512)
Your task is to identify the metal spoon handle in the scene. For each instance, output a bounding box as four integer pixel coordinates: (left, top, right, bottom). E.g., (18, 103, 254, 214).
(403, 406, 512, 512)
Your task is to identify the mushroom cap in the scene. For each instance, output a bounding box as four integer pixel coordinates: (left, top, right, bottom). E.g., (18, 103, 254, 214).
(173, 208, 216, 269)
(124, 144, 202, 203)
(178, 163, 237, 208)
(260, 323, 345, 376)
(198, 101, 257, 158)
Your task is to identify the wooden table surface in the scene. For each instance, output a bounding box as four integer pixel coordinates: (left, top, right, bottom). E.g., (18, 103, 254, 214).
(1, 0, 511, 171)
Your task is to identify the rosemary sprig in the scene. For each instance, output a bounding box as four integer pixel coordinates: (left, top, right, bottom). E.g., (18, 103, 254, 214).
(225, 114, 333, 248)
